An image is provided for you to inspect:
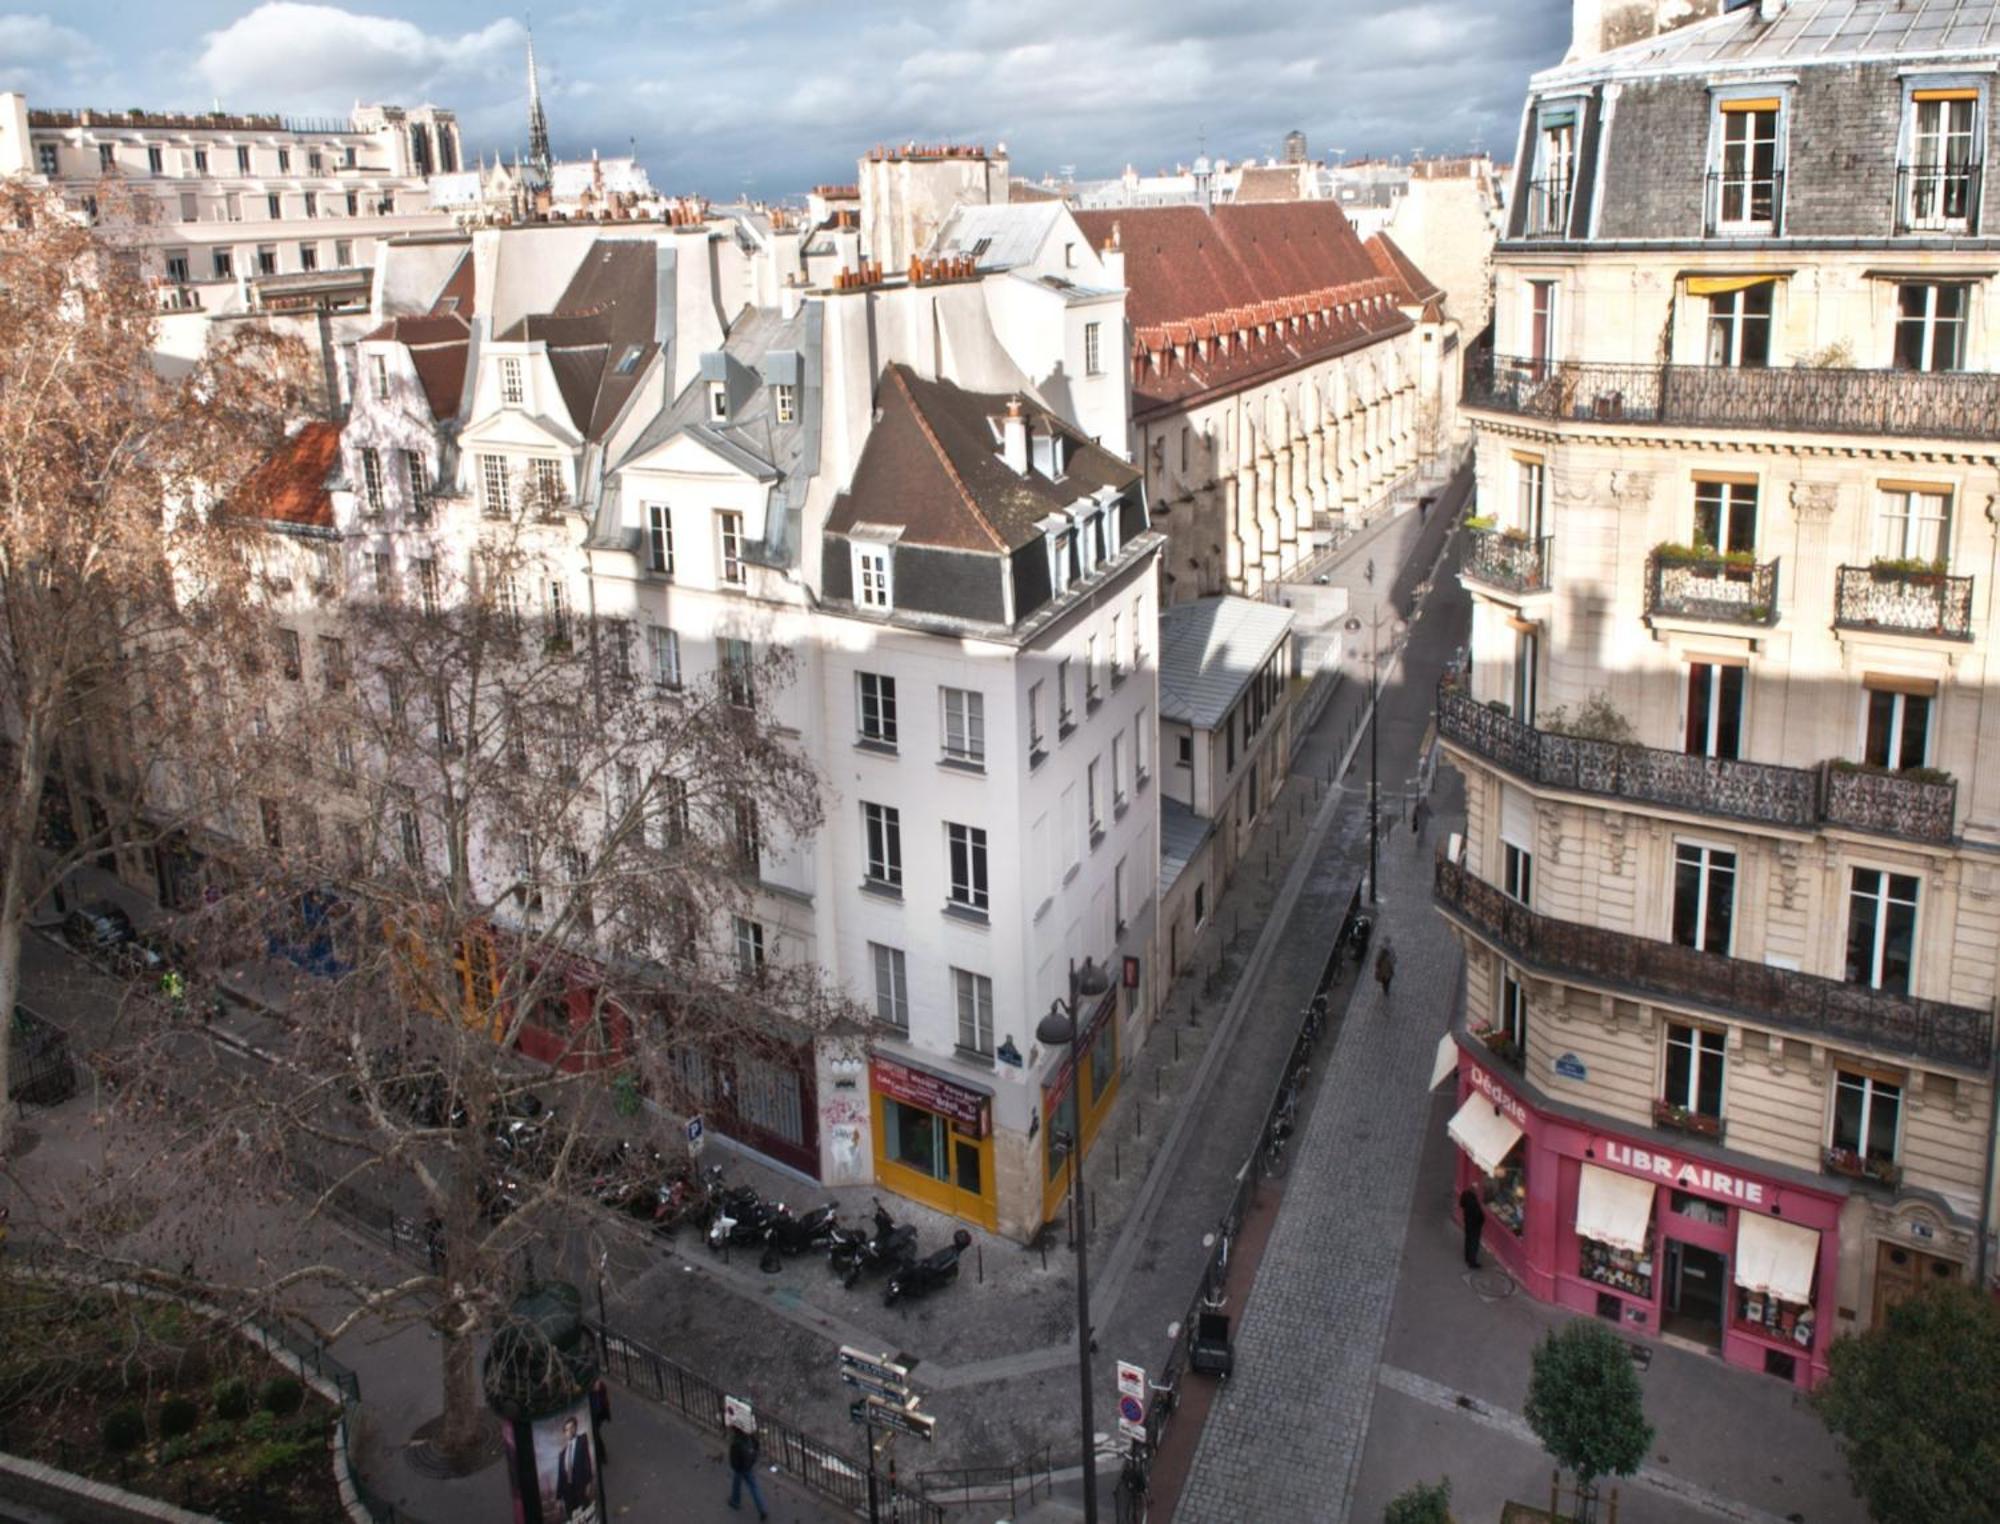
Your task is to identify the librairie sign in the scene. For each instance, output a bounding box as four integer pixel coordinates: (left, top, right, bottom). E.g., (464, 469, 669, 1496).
(1595, 1137, 1767, 1206)
(870, 1058, 989, 1134)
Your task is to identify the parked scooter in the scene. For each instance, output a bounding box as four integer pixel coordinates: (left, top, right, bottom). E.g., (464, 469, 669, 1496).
(707, 1191, 782, 1252)
(829, 1198, 918, 1289)
(884, 1229, 975, 1305)
(758, 1202, 840, 1271)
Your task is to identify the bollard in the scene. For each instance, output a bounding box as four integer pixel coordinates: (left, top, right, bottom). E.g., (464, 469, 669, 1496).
(1173, 1028, 1180, 1063)
(1041, 1236, 1048, 1273)
(1091, 1187, 1097, 1237)
(977, 1244, 984, 1284)
(1137, 1101, 1144, 1138)
(1154, 1065, 1161, 1101)
(1114, 1142, 1121, 1181)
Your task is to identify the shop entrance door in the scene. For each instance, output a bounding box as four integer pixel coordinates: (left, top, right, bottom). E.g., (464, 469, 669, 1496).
(1872, 1241, 1961, 1326)
(1663, 1240, 1727, 1346)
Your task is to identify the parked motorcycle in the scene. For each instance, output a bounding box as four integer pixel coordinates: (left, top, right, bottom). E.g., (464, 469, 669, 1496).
(758, 1202, 840, 1271)
(884, 1229, 975, 1305)
(707, 1191, 782, 1252)
(829, 1198, 918, 1289)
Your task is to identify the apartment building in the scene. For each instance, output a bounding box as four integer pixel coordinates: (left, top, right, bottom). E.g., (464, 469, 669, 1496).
(0, 92, 459, 311)
(1441, 0, 2000, 1389)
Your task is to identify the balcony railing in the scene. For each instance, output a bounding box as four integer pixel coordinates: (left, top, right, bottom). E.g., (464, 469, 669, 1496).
(1897, 162, 1982, 234)
(1521, 177, 1574, 238)
(1462, 529, 1553, 595)
(1645, 550, 1778, 626)
(1435, 854, 1993, 1071)
(1705, 169, 1785, 235)
(1833, 564, 1975, 641)
(1463, 353, 2000, 443)
(1435, 683, 1959, 844)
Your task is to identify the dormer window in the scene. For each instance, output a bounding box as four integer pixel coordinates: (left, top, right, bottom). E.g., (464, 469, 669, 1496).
(1031, 428, 1067, 481)
(708, 382, 729, 421)
(500, 357, 524, 407)
(853, 542, 893, 609)
(775, 383, 796, 423)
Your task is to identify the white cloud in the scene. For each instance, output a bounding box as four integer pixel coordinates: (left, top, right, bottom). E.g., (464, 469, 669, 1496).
(0, 13, 99, 89)
(195, 3, 524, 110)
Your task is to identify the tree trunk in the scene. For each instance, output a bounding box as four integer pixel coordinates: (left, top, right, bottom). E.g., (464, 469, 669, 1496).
(438, 1309, 484, 1464)
(0, 707, 49, 1158)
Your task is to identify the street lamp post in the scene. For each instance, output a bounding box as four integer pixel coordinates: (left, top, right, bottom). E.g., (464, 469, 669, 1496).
(1346, 607, 1404, 906)
(1037, 957, 1113, 1524)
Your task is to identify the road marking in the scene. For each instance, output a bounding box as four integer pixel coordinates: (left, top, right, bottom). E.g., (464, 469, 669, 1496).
(1375, 1365, 1801, 1524)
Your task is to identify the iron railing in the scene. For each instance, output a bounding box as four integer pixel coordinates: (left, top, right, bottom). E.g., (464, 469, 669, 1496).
(1705, 168, 1785, 234)
(1834, 564, 1976, 641)
(1435, 684, 1959, 844)
(1435, 854, 1993, 1070)
(1645, 551, 1779, 626)
(1897, 162, 1982, 233)
(1521, 176, 1574, 238)
(1464, 352, 2000, 442)
(1462, 529, 1553, 595)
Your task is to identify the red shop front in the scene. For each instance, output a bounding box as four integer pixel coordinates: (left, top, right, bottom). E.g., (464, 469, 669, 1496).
(1448, 1045, 1842, 1389)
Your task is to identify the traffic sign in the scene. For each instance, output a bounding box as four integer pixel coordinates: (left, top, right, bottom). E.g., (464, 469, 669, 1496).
(863, 1395, 936, 1443)
(838, 1346, 911, 1387)
(685, 1115, 705, 1149)
(840, 1368, 911, 1402)
(1116, 1361, 1148, 1441)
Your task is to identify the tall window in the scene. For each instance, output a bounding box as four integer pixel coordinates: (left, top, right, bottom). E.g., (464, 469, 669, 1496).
(858, 672, 897, 746)
(721, 638, 755, 709)
(147, 145, 163, 175)
(1512, 626, 1539, 724)
(953, 968, 994, 1055)
(1058, 658, 1075, 727)
(529, 457, 563, 508)
(267, 192, 283, 219)
(1516, 455, 1546, 539)
(1685, 662, 1744, 759)
(1693, 478, 1758, 555)
(855, 545, 892, 608)
(360, 448, 384, 515)
(871, 943, 909, 1030)
(775, 383, 796, 422)
(479, 454, 511, 517)
(1865, 686, 1932, 770)
(277, 628, 302, 681)
(500, 357, 524, 406)
(1084, 321, 1103, 375)
(1833, 1070, 1901, 1165)
(1087, 759, 1104, 835)
(317, 636, 347, 693)
(1664, 1023, 1726, 1117)
(718, 510, 746, 585)
(236, 145, 251, 174)
(649, 626, 681, 689)
(212, 248, 233, 280)
(862, 802, 903, 889)
(1672, 842, 1736, 954)
(1498, 971, 1527, 1051)
(545, 579, 571, 649)
(942, 688, 984, 764)
(1112, 733, 1127, 806)
(1114, 858, 1128, 930)
(1532, 110, 1576, 234)
(1527, 280, 1557, 375)
(946, 822, 989, 912)
(298, 243, 319, 273)
(646, 503, 674, 574)
(405, 451, 432, 521)
(1028, 680, 1045, 756)
(1905, 90, 1978, 228)
(36, 143, 55, 176)
(1894, 284, 1967, 372)
(657, 774, 690, 848)
(1847, 869, 1918, 993)
(1135, 707, 1150, 779)
(1503, 841, 1533, 906)
(1716, 99, 1781, 227)
(1874, 485, 1952, 564)
(733, 798, 761, 867)
(1705, 283, 1773, 367)
(733, 915, 766, 977)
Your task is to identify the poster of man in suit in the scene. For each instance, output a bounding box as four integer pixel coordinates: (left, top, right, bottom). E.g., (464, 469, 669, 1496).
(533, 1400, 598, 1523)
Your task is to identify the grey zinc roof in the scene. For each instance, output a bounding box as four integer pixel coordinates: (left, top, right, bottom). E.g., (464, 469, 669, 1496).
(1159, 796, 1214, 899)
(927, 202, 1066, 270)
(1156, 596, 1296, 730)
(1538, 0, 2000, 87)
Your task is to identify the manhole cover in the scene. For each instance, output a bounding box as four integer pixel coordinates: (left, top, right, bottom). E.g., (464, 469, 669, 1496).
(1466, 1268, 1516, 1300)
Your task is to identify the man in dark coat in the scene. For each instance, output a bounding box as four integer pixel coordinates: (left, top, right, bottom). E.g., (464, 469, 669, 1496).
(1375, 940, 1397, 1004)
(554, 1414, 595, 1520)
(1459, 1185, 1487, 1270)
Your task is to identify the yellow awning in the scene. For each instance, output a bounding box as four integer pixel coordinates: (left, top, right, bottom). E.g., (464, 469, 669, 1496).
(1448, 1094, 1523, 1177)
(1686, 275, 1777, 296)
(1736, 1214, 1821, 1304)
(1913, 88, 1980, 102)
(1576, 1163, 1655, 1254)
(1431, 1033, 1461, 1093)
(1720, 97, 1781, 113)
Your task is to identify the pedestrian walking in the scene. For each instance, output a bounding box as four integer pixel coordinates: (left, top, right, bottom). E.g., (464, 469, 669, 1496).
(726, 1412, 768, 1520)
(1375, 939, 1397, 1003)
(1411, 795, 1432, 847)
(1459, 1185, 1486, 1270)
(589, 1377, 611, 1466)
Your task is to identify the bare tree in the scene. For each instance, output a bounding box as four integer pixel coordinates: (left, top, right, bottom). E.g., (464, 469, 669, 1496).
(0, 178, 312, 1152)
(65, 502, 852, 1465)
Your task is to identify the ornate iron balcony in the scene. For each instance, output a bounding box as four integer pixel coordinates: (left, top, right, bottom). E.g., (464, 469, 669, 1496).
(1834, 564, 1975, 641)
(1463, 353, 2000, 442)
(1897, 162, 1982, 234)
(1463, 528, 1552, 595)
(1521, 176, 1574, 239)
(1435, 854, 1993, 1071)
(1646, 550, 1778, 626)
(1435, 684, 1958, 845)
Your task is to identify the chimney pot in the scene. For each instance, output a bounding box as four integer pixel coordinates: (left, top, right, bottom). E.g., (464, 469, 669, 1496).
(1001, 398, 1029, 474)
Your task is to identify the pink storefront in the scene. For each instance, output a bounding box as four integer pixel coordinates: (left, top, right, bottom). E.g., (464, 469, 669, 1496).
(1447, 1042, 1843, 1389)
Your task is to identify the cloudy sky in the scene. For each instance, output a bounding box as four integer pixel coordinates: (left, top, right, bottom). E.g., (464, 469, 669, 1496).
(10, 0, 1570, 196)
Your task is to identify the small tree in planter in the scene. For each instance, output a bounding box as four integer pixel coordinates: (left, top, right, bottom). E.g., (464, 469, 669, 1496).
(1385, 1476, 1453, 1523)
(1524, 1321, 1652, 1522)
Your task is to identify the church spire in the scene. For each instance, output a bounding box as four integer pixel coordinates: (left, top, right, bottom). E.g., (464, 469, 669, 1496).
(525, 19, 552, 184)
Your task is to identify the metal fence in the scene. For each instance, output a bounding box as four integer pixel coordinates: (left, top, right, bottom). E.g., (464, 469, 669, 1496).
(7, 1003, 77, 1107)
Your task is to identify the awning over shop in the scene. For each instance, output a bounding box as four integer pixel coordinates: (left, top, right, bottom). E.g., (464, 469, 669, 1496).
(1735, 1214, 1821, 1304)
(1576, 1164, 1655, 1254)
(1448, 1093, 1523, 1177)
(1431, 1033, 1461, 1092)
(1685, 274, 1777, 296)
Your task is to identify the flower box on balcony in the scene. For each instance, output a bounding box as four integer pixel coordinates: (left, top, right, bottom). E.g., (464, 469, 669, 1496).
(1823, 1146, 1902, 1188)
(1652, 1099, 1724, 1140)
(1476, 1027, 1523, 1068)
(1654, 540, 1756, 568)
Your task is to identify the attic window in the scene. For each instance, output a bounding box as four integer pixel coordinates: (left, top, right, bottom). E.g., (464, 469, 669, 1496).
(853, 543, 893, 610)
(970, 237, 992, 258)
(775, 383, 796, 423)
(500, 357, 524, 407)
(708, 381, 728, 421)
(614, 345, 644, 376)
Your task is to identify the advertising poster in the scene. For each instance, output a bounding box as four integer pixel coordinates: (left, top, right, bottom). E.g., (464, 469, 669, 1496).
(531, 1396, 599, 1524)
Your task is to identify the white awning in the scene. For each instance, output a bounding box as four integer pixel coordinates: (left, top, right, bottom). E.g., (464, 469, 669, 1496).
(1576, 1164, 1655, 1254)
(1736, 1214, 1821, 1305)
(1431, 1033, 1461, 1092)
(1448, 1093, 1523, 1176)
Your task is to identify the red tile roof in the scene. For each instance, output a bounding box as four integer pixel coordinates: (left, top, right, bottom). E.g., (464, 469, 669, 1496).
(236, 420, 340, 530)
(1365, 232, 1443, 303)
(1071, 203, 1445, 420)
(433, 250, 477, 317)
(362, 312, 470, 422)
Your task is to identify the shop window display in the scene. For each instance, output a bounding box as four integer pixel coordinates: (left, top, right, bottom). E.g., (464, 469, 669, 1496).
(1737, 1289, 1816, 1349)
(1581, 1225, 1655, 1299)
(1489, 1146, 1528, 1234)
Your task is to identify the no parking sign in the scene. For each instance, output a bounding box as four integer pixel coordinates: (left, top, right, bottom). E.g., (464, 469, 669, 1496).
(1116, 1361, 1147, 1442)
